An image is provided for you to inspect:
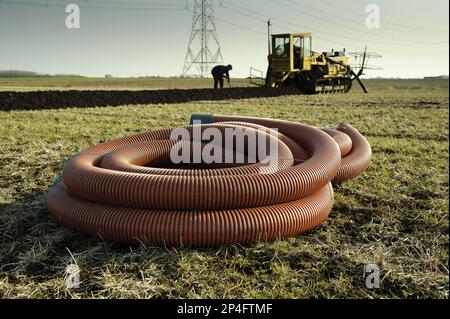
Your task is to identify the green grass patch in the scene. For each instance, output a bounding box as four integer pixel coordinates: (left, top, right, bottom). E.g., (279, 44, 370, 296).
(0, 80, 448, 298)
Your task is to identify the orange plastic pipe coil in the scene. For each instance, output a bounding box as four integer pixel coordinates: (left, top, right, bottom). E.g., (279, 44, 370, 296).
(47, 115, 372, 247)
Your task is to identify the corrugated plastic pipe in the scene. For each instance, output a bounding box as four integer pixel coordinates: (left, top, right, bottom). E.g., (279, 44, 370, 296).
(47, 114, 372, 247)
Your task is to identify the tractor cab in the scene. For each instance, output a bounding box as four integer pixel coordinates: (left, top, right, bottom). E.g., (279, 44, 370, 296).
(271, 33, 312, 73)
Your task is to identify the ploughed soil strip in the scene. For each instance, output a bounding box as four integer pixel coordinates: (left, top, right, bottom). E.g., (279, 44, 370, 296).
(0, 87, 302, 111)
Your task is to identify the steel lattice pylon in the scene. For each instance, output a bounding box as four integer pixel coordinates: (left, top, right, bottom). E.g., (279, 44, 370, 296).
(182, 0, 223, 77)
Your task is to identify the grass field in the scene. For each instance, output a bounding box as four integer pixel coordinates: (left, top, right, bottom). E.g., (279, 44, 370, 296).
(0, 79, 448, 298)
(0, 77, 253, 92)
(0, 76, 445, 92)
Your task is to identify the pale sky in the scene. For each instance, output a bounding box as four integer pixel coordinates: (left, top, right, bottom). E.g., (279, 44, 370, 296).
(0, 0, 448, 78)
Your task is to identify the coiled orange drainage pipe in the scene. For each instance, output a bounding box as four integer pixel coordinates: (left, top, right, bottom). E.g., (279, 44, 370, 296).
(47, 114, 372, 247)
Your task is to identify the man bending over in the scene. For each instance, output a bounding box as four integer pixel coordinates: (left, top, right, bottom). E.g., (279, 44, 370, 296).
(211, 64, 233, 89)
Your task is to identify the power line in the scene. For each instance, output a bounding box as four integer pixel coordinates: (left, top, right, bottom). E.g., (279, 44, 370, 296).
(215, 16, 266, 35)
(219, 0, 448, 57)
(92, 0, 184, 6)
(221, 1, 355, 49)
(220, 3, 266, 24)
(223, 0, 448, 47)
(1, 0, 265, 38)
(0, 0, 187, 10)
(318, 0, 449, 33)
(270, 0, 448, 46)
(285, 0, 445, 35)
(220, 2, 341, 50)
(222, 1, 369, 48)
(272, 0, 448, 45)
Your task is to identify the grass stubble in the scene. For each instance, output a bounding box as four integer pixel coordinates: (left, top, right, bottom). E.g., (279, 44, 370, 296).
(0, 79, 448, 298)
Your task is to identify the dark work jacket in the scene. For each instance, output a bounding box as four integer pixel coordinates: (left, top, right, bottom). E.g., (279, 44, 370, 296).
(211, 65, 230, 79)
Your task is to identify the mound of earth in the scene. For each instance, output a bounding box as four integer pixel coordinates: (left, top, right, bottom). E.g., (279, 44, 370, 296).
(0, 87, 302, 111)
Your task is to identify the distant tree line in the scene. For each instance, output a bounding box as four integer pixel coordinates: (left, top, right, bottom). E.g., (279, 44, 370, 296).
(0, 70, 85, 78)
(0, 70, 38, 77)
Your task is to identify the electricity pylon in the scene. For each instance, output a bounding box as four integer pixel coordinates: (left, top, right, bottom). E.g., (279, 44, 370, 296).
(182, 0, 223, 77)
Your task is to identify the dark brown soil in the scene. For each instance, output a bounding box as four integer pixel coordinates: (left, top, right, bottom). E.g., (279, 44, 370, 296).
(0, 87, 302, 111)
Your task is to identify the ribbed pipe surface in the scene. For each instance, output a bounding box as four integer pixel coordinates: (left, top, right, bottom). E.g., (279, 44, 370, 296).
(47, 115, 372, 246)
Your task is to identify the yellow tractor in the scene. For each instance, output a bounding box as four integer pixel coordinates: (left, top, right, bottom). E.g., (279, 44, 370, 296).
(265, 32, 369, 94)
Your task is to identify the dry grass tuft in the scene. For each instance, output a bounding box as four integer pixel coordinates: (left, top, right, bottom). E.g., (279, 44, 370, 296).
(0, 79, 448, 298)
